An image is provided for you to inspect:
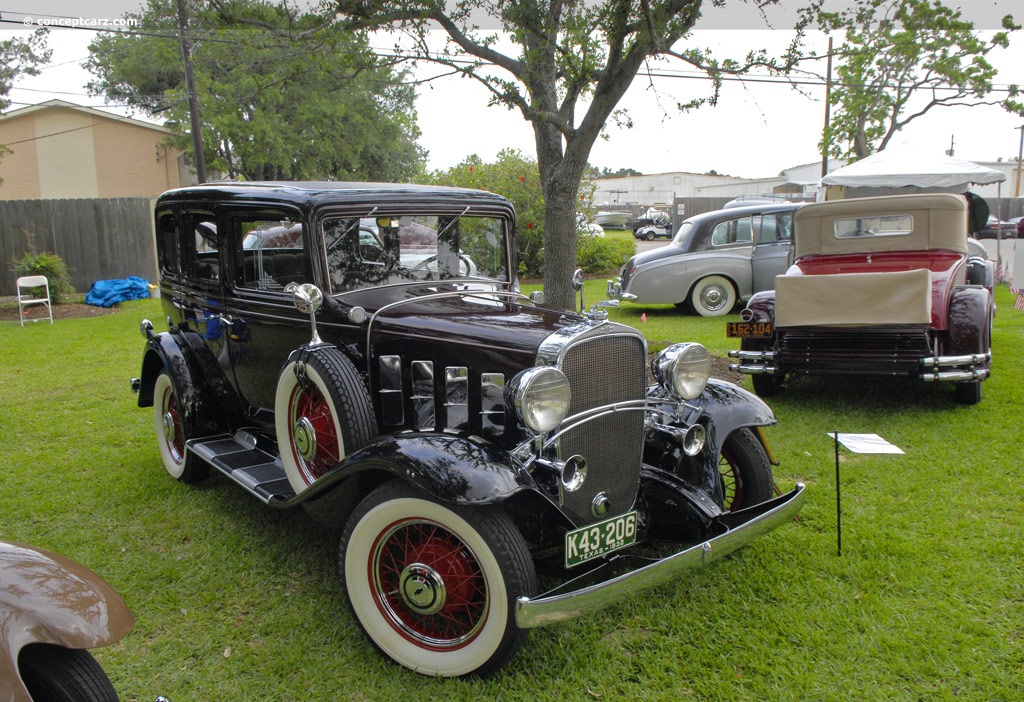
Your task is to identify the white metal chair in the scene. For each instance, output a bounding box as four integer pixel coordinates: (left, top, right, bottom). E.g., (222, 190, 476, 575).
(16, 275, 54, 326)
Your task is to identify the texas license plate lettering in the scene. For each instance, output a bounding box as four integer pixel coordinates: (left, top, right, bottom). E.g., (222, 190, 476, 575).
(565, 511, 638, 568)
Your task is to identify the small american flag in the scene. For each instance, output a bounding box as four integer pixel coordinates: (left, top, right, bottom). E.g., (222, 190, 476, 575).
(1015, 293, 1024, 311)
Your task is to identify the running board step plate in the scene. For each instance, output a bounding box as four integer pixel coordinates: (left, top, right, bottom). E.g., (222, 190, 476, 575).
(187, 435, 295, 503)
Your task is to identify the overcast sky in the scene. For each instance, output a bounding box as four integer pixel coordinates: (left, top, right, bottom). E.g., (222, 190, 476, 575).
(3, 0, 1022, 179)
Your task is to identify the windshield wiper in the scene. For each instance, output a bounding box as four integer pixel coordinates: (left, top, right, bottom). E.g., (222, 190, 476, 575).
(326, 206, 378, 253)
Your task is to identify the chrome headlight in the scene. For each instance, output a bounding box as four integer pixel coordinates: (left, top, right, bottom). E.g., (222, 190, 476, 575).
(509, 367, 571, 434)
(652, 343, 711, 400)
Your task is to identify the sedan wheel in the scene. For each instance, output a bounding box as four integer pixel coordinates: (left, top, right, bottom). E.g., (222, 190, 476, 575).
(690, 275, 736, 317)
(340, 481, 536, 677)
(153, 371, 208, 483)
(719, 428, 774, 511)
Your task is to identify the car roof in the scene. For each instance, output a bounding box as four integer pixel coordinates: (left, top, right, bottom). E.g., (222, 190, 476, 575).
(156, 181, 515, 214)
(684, 202, 802, 225)
(793, 193, 968, 258)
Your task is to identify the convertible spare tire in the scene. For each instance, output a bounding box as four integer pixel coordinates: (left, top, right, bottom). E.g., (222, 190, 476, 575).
(275, 346, 377, 494)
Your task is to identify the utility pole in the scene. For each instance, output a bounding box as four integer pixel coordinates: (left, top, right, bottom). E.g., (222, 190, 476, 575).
(1016, 125, 1023, 198)
(820, 37, 833, 180)
(176, 0, 207, 183)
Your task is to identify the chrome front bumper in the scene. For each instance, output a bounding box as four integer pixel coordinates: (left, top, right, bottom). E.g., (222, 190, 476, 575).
(514, 482, 806, 628)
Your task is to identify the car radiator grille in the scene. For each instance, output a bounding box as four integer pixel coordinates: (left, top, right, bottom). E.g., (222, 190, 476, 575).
(557, 334, 647, 525)
(779, 327, 931, 375)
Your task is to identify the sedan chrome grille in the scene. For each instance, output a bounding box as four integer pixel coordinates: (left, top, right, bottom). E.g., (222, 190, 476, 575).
(557, 334, 647, 524)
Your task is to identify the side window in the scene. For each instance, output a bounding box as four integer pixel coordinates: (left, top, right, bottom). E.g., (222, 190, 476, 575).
(182, 212, 219, 282)
(235, 215, 308, 291)
(754, 213, 794, 245)
(156, 211, 179, 275)
(711, 217, 753, 247)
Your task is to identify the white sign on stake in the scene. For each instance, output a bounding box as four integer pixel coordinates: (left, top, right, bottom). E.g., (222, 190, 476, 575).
(828, 433, 904, 454)
(829, 431, 904, 556)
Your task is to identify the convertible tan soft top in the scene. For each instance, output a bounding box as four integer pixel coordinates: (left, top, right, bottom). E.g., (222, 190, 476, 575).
(794, 193, 968, 260)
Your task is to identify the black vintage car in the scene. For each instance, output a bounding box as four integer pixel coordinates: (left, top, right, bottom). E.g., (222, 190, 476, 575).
(132, 182, 804, 677)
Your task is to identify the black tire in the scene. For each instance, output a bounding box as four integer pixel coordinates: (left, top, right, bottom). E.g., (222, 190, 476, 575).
(339, 481, 537, 678)
(276, 346, 377, 494)
(153, 370, 209, 483)
(644, 231, 656, 241)
(690, 275, 736, 317)
(19, 644, 120, 702)
(954, 381, 982, 405)
(752, 373, 784, 398)
(719, 428, 774, 511)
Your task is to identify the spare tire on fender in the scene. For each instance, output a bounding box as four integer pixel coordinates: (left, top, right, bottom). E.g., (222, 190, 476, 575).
(275, 345, 377, 494)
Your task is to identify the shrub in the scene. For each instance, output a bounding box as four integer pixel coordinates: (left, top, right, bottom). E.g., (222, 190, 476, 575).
(577, 235, 635, 276)
(13, 251, 76, 304)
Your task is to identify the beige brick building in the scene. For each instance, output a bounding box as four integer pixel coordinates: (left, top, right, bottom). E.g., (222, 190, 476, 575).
(0, 99, 189, 200)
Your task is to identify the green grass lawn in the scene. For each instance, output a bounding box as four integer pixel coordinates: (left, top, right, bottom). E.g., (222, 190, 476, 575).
(1, 286, 1022, 700)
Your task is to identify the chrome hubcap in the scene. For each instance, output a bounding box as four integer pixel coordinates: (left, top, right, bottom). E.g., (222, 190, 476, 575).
(701, 287, 725, 309)
(293, 417, 317, 461)
(162, 412, 176, 443)
(399, 562, 447, 615)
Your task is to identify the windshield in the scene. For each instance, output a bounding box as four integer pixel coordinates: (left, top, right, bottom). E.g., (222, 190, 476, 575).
(323, 214, 510, 292)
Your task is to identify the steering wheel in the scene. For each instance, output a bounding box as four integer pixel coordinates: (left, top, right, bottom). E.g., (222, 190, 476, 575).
(410, 253, 473, 280)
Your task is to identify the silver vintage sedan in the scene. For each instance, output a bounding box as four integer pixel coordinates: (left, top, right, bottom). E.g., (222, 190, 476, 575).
(608, 203, 802, 316)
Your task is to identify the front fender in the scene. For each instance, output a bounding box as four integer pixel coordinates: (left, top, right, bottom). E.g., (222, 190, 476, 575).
(690, 378, 777, 459)
(280, 434, 531, 519)
(0, 541, 133, 702)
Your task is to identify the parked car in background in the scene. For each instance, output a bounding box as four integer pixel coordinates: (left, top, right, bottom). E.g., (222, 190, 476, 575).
(1011, 215, 1024, 239)
(608, 203, 802, 316)
(728, 193, 994, 405)
(975, 215, 1017, 239)
(132, 181, 804, 678)
(1, 539, 134, 702)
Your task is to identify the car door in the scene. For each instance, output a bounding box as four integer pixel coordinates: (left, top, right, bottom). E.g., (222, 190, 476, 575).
(750, 210, 795, 293)
(220, 205, 315, 414)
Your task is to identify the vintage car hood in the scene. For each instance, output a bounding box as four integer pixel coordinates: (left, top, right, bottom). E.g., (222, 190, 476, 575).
(336, 282, 581, 367)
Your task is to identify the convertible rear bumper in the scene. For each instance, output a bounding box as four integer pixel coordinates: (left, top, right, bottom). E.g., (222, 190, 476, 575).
(514, 482, 806, 628)
(728, 348, 991, 382)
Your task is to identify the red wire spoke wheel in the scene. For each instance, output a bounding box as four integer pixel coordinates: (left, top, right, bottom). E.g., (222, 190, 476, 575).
(340, 482, 536, 677)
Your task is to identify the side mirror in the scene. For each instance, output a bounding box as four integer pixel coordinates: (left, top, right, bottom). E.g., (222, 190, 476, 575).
(285, 283, 325, 346)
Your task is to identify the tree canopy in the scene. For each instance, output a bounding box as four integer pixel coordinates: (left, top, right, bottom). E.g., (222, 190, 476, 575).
(86, 0, 423, 182)
(818, 0, 1020, 160)
(328, 0, 803, 309)
(0, 28, 50, 115)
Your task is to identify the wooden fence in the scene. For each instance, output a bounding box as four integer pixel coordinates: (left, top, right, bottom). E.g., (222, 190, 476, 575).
(0, 198, 156, 297)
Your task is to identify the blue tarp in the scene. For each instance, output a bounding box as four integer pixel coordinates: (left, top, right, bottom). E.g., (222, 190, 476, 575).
(85, 276, 150, 308)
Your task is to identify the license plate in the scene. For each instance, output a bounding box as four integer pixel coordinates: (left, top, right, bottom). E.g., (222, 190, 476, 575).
(727, 321, 773, 338)
(565, 511, 638, 568)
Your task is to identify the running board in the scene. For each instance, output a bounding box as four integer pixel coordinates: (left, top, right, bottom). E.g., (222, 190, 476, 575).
(187, 433, 295, 503)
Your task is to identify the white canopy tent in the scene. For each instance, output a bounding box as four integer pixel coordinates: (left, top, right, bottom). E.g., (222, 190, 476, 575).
(820, 149, 1006, 197)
